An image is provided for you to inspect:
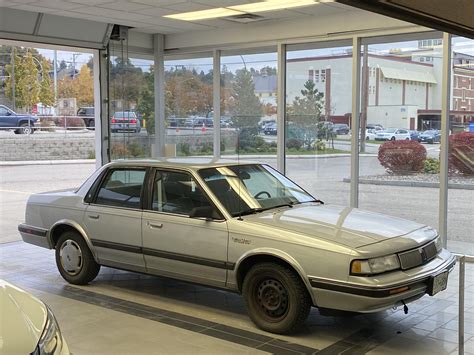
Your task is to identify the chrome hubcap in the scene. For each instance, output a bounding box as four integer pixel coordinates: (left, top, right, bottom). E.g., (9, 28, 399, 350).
(22, 126, 32, 134)
(60, 240, 83, 275)
(257, 279, 288, 319)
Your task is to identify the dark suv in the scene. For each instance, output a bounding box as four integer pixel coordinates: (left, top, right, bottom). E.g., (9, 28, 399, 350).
(77, 107, 95, 129)
(0, 105, 38, 134)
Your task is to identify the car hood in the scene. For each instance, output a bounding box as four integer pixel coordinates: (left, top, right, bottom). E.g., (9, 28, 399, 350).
(0, 280, 46, 354)
(243, 204, 427, 248)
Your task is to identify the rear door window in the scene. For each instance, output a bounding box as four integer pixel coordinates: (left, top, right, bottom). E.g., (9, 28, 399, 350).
(95, 169, 146, 209)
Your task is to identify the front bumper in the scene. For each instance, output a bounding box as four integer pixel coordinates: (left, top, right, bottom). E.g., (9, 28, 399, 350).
(309, 249, 456, 313)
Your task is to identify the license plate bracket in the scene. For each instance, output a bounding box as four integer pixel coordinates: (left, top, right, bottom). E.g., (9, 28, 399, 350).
(428, 271, 448, 296)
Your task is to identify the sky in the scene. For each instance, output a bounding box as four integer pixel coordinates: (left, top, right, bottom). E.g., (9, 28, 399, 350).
(19, 36, 474, 74)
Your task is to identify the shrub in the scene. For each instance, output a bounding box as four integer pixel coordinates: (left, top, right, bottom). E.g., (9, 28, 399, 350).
(127, 142, 145, 157)
(39, 118, 56, 132)
(448, 132, 474, 175)
(424, 158, 440, 174)
(314, 140, 326, 151)
(177, 142, 191, 156)
(378, 140, 427, 173)
(286, 138, 303, 150)
(111, 143, 129, 158)
(56, 116, 85, 130)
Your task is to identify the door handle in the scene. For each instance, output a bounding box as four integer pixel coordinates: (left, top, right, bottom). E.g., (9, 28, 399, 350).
(147, 222, 163, 229)
(88, 214, 100, 220)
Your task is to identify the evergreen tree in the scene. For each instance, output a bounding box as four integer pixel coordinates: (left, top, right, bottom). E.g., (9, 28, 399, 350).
(230, 68, 263, 151)
(287, 80, 326, 149)
(59, 60, 67, 70)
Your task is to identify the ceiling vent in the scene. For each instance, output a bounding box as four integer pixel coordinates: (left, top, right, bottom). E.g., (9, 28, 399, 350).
(224, 13, 265, 23)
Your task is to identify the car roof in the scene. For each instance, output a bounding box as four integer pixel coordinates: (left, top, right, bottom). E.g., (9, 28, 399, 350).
(106, 158, 261, 171)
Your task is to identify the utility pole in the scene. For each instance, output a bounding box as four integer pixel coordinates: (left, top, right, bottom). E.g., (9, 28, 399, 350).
(72, 53, 80, 79)
(11, 47, 15, 111)
(360, 44, 369, 153)
(53, 50, 58, 105)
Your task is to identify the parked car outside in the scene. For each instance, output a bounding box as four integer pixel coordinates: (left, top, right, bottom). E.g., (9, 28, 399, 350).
(332, 123, 350, 135)
(263, 122, 277, 135)
(20, 159, 455, 335)
(375, 128, 411, 141)
(0, 279, 69, 354)
(418, 130, 441, 144)
(111, 111, 141, 133)
(364, 129, 376, 140)
(0, 104, 38, 134)
(366, 124, 384, 131)
(77, 107, 95, 129)
(409, 130, 420, 141)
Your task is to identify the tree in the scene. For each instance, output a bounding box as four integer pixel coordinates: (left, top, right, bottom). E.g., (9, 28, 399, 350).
(39, 58, 54, 107)
(136, 67, 155, 135)
(59, 60, 67, 70)
(58, 65, 94, 107)
(5, 51, 40, 111)
(287, 80, 326, 149)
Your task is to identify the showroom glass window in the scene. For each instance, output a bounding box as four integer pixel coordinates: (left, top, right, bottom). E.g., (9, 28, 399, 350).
(285, 42, 352, 205)
(108, 45, 154, 160)
(164, 56, 213, 157)
(358, 36, 443, 231)
(448, 36, 474, 254)
(220, 49, 278, 168)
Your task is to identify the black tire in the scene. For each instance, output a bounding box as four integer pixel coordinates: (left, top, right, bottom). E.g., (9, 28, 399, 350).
(19, 122, 34, 135)
(390, 136, 396, 141)
(242, 262, 311, 334)
(55, 231, 100, 285)
(86, 119, 95, 130)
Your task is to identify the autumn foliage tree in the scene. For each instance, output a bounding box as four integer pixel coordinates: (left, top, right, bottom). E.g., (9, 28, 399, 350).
(5, 51, 54, 111)
(58, 65, 94, 106)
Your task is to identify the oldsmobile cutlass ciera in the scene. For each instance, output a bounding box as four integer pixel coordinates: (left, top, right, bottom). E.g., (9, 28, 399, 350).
(19, 159, 455, 334)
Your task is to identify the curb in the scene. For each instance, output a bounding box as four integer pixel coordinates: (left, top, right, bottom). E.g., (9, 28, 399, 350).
(0, 159, 96, 166)
(343, 178, 474, 190)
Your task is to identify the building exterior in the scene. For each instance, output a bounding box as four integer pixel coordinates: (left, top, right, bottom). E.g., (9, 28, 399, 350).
(287, 44, 474, 130)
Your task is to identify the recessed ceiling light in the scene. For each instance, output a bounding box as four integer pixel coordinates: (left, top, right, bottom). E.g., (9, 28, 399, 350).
(164, 8, 244, 21)
(164, 0, 321, 21)
(230, 0, 317, 13)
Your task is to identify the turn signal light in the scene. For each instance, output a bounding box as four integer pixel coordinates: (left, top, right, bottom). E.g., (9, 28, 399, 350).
(389, 286, 409, 295)
(351, 261, 362, 274)
(111, 119, 116, 123)
(131, 119, 137, 123)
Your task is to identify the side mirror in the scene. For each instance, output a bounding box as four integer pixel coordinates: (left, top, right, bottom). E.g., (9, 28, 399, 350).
(6, 111, 12, 116)
(189, 206, 221, 220)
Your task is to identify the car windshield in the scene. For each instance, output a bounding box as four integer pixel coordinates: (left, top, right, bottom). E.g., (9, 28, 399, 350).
(424, 130, 436, 135)
(199, 164, 316, 217)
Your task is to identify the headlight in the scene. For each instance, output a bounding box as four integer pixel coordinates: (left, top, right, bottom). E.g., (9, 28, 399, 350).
(351, 254, 401, 275)
(33, 306, 63, 355)
(434, 236, 443, 252)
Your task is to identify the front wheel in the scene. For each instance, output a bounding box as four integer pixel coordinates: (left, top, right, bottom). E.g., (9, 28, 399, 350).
(242, 263, 311, 334)
(390, 136, 396, 141)
(55, 231, 100, 285)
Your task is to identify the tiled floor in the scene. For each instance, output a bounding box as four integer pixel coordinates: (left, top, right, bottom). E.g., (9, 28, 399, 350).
(0, 241, 472, 354)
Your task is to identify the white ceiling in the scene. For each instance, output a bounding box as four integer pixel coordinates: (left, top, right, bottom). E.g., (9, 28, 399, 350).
(0, 0, 359, 35)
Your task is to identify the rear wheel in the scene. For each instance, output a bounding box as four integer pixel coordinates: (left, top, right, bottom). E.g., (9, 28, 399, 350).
(55, 231, 100, 285)
(19, 123, 34, 135)
(242, 262, 311, 334)
(86, 118, 95, 130)
(390, 136, 396, 141)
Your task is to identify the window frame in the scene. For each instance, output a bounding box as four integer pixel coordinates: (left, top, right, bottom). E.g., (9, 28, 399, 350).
(146, 167, 226, 221)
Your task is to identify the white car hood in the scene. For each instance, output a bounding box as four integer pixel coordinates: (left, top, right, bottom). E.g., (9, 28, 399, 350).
(0, 280, 46, 354)
(243, 204, 428, 248)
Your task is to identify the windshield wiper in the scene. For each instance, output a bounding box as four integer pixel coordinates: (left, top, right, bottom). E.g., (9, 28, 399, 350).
(235, 203, 294, 220)
(260, 203, 294, 212)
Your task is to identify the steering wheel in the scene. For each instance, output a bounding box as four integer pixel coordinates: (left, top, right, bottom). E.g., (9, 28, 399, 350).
(254, 190, 271, 199)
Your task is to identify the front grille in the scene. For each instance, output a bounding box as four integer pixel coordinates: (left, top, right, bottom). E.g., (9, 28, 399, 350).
(398, 241, 438, 270)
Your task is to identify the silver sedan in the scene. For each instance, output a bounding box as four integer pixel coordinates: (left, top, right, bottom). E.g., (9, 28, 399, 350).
(19, 159, 455, 334)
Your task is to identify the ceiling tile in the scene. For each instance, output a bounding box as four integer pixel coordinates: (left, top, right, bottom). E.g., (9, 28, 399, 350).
(70, 6, 153, 21)
(66, 0, 115, 5)
(162, 1, 213, 12)
(194, 0, 259, 5)
(130, 0, 186, 6)
(96, 0, 153, 12)
(132, 6, 176, 17)
(26, 0, 85, 10)
(7, 3, 61, 12)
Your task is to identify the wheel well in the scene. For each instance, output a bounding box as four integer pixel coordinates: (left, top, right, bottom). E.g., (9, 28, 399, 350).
(50, 224, 80, 248)
(18, 120, 32, 126)
(236, 254, 308, 294)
